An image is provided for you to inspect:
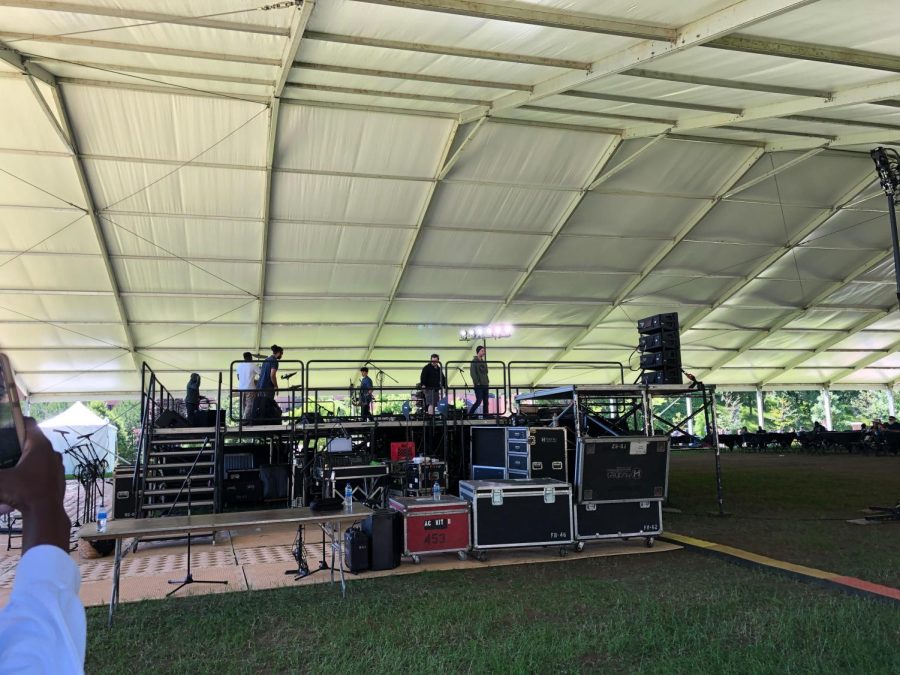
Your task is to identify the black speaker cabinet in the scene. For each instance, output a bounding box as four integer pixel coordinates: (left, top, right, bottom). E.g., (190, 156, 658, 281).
(576, 436, 669, 504)
(155, 409, 189, 429)
(113, 468, 136, 520)
(362, 509, 402, 570)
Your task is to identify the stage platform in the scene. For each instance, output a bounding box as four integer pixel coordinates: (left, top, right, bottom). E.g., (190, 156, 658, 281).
(153, 416, 505, 437)
(0, 522, 680, 609)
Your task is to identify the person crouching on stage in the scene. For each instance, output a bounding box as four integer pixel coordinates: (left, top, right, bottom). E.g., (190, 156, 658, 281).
(419, 353, 446, 415)
(359, 367, 374, 421)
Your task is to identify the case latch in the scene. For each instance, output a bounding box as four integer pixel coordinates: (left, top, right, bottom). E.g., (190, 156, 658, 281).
(543, 486, 556, 504)
(491, 488, 503, 506)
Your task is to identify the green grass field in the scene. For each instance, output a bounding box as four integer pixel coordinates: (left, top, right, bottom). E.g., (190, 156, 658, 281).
(86, 452, 900, 674)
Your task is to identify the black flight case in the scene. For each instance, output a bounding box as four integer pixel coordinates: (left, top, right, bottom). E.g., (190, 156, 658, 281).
(573, 436, 669, 548)
(459, 478, 573, 561)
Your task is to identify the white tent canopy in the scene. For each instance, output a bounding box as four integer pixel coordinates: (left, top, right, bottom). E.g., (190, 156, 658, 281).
(38, 401, 117, 474)
(1, 0, 900, 399)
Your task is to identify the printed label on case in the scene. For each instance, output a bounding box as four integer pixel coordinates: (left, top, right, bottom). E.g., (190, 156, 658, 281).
(424, 518, 449, 530)
(630, 441, 648, 455)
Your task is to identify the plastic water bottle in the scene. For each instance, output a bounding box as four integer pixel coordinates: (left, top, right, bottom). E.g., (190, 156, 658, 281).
(432, 481, 441, 502)
(96, 509, 107, 533)
(344, 483, 353, 512)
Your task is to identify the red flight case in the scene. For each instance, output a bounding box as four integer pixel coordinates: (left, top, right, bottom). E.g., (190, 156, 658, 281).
(388, 495, 470, 563)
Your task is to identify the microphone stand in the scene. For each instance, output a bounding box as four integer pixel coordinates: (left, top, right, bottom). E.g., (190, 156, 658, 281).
(166, 437, 228, 597)
(55, 430, 81, 527)
(366, 361, 397, 419)
(456, 367, 470, 415)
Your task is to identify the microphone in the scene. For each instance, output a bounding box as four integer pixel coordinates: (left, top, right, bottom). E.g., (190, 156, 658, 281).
(53, 429, 70, 436)
(281, 372, 296, 381)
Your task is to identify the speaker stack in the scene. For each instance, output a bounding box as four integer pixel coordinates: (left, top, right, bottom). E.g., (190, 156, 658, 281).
(637, 312, 682, 385)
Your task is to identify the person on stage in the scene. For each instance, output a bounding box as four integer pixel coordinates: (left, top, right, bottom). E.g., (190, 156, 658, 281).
(468, 345, 489, 417)
(236, 352, 259, 421)
(419, 353, 447, 415)
(184, 373, 207, 424)
(257, 344, 283, 399)
(359, 367, 374, 421)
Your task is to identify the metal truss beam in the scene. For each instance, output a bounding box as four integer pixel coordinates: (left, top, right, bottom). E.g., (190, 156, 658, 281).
(707, 34, 900, 73)
(255, 0, 315, 353)
(284, 81, 492, 106)
(0, 1, 290, 36)
(303, 30, 590, 70)
(0, 30, 282, 65)
(293, 61, 532, 91)
(458, 0, 819, 122)
(353, 0, 676, 40)
(623, 68, 830, 99)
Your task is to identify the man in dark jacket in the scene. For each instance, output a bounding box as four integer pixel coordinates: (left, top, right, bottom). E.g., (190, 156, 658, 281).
(468, 345, 489, 417)
(419, 353, 447, 415)
(359, 367, 374, 421)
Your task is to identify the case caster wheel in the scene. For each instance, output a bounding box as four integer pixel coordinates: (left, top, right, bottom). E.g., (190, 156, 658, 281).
(475, 551, 487, 562)
(558, 546, 568, 557)
(457, 550, 467, 561)
(645, 537, 654, 548)
(574, 541, 585, 553)
(412, 555, 421, 564)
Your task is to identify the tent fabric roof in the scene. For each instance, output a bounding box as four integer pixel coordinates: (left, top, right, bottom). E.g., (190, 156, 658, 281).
(37, 400, 111, 428)
(1, 0, 900, 398)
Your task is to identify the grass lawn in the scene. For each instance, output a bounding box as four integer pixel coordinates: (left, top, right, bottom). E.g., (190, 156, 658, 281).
(86, 452, 900, 674)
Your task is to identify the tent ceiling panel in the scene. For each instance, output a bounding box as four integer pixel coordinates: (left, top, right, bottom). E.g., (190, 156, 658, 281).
(22, 369, 141, 395)
(703, 367, 781, 385)
(63, 85, 268, 165)
(593, 139, 759, 197)
(445, 122, 617, 188)
(799, 209, 892, 250)
(0, 293, 120, 323)
(100, 215, 263, 259)
(689, 201, 826, 245)
(271, 172, 430, 224)
(538, 235, 671, 273)
(724, 277, 837, 309)
(294, 38, 570, 86)
(862, 352, 900, 369)
(0, 253, 111, 291)
(268, 222, 413, 265)
(423, 182, 576, 233)
(379, 324, 474, 347)
(653, 241, 780, 277)
(679, 328, 764, 350)
(384, 299, 499, 325)
(765, 368, 845, 385)
(0, 78, 70, 152)
(0, 153, 87, 209)
(693, 306, 798, 329)
(799, 351, 870, 369)
(0, 211, 99, 254)
(132, 323, 257, 350)
(538, 94, 706, 123)
(759, 246, 882, 282)
(830, 331, 899, 351)
(783, 309, 874, 331)
(727, 154, 874, 207)
(140, 350, 254, 374)
(818, 281, 896, 308)
(85, 161, 265, 217)
(2, 348, 126, 373)
(516, 271, 632, 302)
(275, 103, 451, 176)
(281, 87, 465, 113)
(751, 331, 836, 351)
(112, 258, 260, 295)
(860, 313, 900, 331)
(366, 348, 469, 368)
(575, 327, 640, 350)
(565, 193, 705, 238)
(653, 45, 895, 92)
(397, 267, 520, 299)
(834, 370, 893, 385)
(266, 260, 397, 296)
(264, 298, 385, 324)
(738, 0, 900, 57)
(623, 275, 739, 305)
(497, 303, 595, 327)
(0, 322, 127, 348)
(857, 257, 895, 283)
(409, 228, 545, 268)
(261, 325, 374, 349)
(310, 0, 641, 64)
(124, 295, 258, 324)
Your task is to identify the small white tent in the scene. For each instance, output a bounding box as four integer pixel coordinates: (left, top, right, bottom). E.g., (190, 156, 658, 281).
(38, 402, 118, 476)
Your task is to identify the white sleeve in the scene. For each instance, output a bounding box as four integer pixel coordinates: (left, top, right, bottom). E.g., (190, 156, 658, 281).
(0, 545, 86, 675)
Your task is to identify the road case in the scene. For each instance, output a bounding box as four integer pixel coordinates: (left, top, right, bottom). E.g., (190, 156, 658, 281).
(575, 436, 669, 504)
(389, 495, 470, 563)
(507, 427, 567, 482)
(459, 478, 573, 560)
(573, 500, 662, 548)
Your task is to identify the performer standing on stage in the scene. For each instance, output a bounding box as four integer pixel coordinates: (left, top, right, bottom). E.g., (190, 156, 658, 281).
(257, 344, 283, 399)
(236, 351, 259, 421)
(420, 353, 447, 415)
(468, 345, 489, 417)
(359, 367, 374, 421)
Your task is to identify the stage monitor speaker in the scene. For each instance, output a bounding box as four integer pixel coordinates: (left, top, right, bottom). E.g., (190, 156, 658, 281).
(155, 409, 189, 429)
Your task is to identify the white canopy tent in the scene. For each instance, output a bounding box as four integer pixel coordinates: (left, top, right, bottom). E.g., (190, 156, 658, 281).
(0, 0, 899, 399)
(37, 401, 117, 474)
